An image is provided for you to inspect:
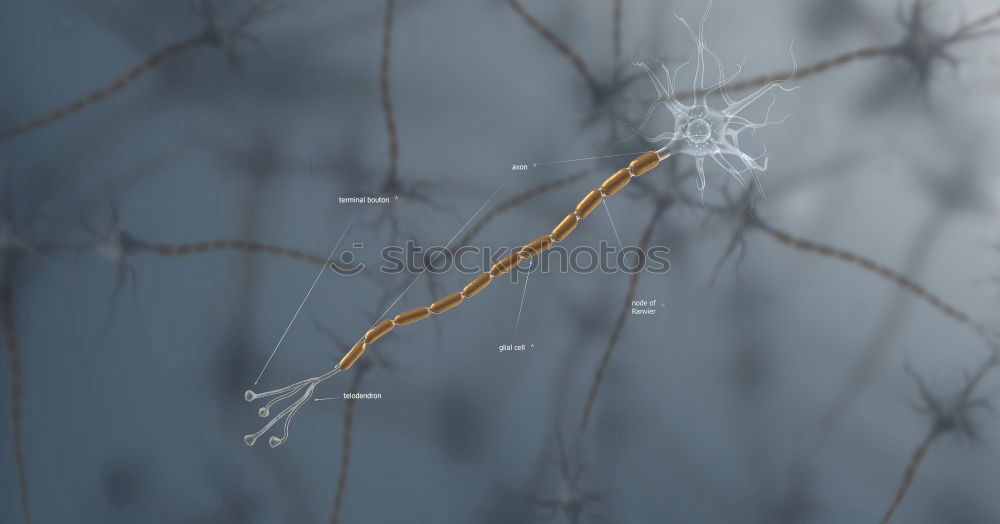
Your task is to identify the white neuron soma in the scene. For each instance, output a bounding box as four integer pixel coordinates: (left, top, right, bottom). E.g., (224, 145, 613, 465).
(635, 1, 796, 194)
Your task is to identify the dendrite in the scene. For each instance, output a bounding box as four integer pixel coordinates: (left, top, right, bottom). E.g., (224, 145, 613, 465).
(0, 173, 67, 524)
(634, 1, 795, 195)
(72, 204, 363, 332)
(666, 3, 1000, 104)
(0, 0, 283, 141)
(2, 265, 29, 524)
(505, 0, 596, 88)
(612, 0, 623, 61)
(693, 185, 756, 285)
(578, 202, 666, 437)
(886, 0, 1000, 89)
(754, 219, 972, 328)
(369, 0, 457, 243)
(524, 426, 606, 524)
(148, 239, 358, 273)
(78, 206, 145, 319)
(380, 0, 400, 183)
(689, 185, 977, 332)
(504, 0, 643, 142)
(879, 332, 999, 523)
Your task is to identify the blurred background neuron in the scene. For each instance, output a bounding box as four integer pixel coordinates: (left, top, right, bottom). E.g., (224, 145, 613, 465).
(1, 0, 1000, 522)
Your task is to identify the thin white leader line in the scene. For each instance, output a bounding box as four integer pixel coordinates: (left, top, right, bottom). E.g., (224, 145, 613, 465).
(513, 265, 531, 335)
(253, 217, 355, 386)
(313, 397, 341, 401)
(603, 200, 625, 251)
(368, 175, 515, 330)
(534, 151, 647, 166)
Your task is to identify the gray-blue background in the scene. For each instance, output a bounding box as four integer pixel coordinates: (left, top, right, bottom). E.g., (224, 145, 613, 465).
(2, 0, 999, 522)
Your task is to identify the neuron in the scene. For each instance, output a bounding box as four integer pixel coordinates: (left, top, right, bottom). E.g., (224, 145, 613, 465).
(879, 331, 999, 524)
(0, 0, 281, 141)
(634, 0, 795, 195)
(243, 2, 791, 448)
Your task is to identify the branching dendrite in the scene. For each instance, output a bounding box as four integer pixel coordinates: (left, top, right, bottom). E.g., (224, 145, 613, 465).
(578, 204, 665, 437)
(380, 0, 400, 182)
(879, 333, 999, 523)
(755, 219, 973, 328)
(505, 0, 643, 143)
(525, 425, 606, 523)
(370, 0, 462, 243)
(0, 0, 282, 141)
(667, 3, 1000, 102)
(692, 187, 977, 330)
(612, 0, 623, 61)
(2, 268, 30, 524)
(74, 209, 358, 270)
(78, 207, 144, 313)
(149, 238, 358, 272)
(505, 0, 597, 89)
(887, 0, 1000, 88)
(634, 0, 795, 195)
(674, 46, 883, 102)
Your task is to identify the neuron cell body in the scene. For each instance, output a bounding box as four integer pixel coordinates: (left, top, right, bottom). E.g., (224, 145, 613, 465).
(887, 0, 996, 88)
(635, 1, 794, 193)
